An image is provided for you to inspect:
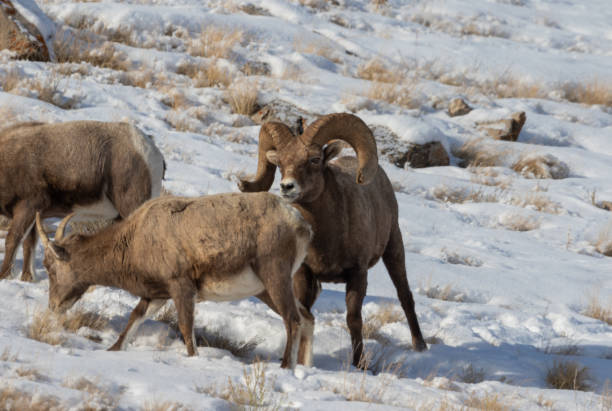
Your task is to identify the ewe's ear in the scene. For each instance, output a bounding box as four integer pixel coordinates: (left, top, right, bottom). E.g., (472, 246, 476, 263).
(323, 141, 344, 165)
(49, 243, 70, 261)
(266, 150, 280, 166)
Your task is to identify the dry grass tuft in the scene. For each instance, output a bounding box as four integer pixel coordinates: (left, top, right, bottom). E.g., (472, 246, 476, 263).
(197, 359, 283, 410)
(457, 364, 486, 384)
(583, 291, 612, 325)
(294, 38, 341, 64)
(226, 79, 259, 115)
(14, 367, 47, 381)
(62, 308, 108, 333)
(464, 391, 509, 411)
(141, 400, 188, 411)
(431, 185, 500, 204)
(594, 224, 612, 258)
(561, 79, 612, 107)
(27, 309, 66, 346)
(452, 139, 508, 168)
(441, 248, 483, 267)
(361, 304, 404, 342)
(188, 26, 243, 59)
(63, 376, 118, 409)
(356, 58, 404, 84)
(27, 307, 108, 346)
(0, 386, 62, 411)
(421, 283, 466, 302)
(509, 192, 562, 214)
(512, 154, 569, 179)
(546, 360, 592, 391)
(498, 213, 540, 231)
(469, 167, 513, 190)
(364, 82, 419, 109)
(0, 347, 18, 362)
(0, 66, 21, 92)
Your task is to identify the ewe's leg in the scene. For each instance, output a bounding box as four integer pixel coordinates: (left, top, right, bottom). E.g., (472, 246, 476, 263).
(345, 268, 368, 367)
(256, 265, 319, 367)
(108, 298, 166, 351)
(170, 285, 197, 356)
(255, 259, 302, 370)
(20, 226, 37, 282)
(293, 266, 320, 367)
(382, 224, 427, 352)
(0, 201, 42, 280)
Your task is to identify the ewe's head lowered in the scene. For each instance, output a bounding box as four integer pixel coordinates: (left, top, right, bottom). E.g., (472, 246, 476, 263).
(238, 113, 378, 202)
(36, 212, 88, 313)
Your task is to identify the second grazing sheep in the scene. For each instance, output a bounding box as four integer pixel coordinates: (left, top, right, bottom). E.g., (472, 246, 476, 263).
(36, 192, 311, 369)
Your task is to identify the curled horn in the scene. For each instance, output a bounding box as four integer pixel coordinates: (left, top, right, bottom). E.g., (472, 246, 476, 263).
(55, 212, 76, 242)
(238, 122, 294, 192)
(35, 212, 49, 249)
(302, 113, 378, 185)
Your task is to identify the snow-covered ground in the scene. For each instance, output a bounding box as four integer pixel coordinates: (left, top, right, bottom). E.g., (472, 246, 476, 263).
(0, 0, 611, 409)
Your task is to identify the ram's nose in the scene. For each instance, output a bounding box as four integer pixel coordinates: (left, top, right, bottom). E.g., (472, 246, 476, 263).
(280, 179, 300, 200)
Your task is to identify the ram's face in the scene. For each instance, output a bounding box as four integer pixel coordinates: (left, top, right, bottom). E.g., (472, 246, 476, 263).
(265, 140, 330, 203)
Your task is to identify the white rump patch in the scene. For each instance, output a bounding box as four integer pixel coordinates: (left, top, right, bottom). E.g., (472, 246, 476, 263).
(199, 266, 265, 302)
(128, 126, 165, 198)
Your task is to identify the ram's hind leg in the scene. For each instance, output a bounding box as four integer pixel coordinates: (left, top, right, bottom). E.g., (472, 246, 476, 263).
(255, 259, 302, 370)
(108, 298, 166, 351)
(345, 267, 368, 367)
(382, 224, 427, 352)
(1, 199, 46, 280)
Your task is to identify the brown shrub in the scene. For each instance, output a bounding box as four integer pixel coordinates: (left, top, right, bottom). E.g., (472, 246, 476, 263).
(26, 309, 66, 346)
(546, 361, 592, 391)
(226, 79, 259, 115)
(561, 79, 612, 107)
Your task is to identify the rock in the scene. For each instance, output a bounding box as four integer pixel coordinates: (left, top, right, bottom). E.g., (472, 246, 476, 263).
(371, 125, 449, 169)
(482, 111, 526, 142)
(448, 98, 472, 117)
(251, 100, 320, 135)
(0, 0, 53, 61)
(598, 201, 612, 211)
(391, 141, 450, 169)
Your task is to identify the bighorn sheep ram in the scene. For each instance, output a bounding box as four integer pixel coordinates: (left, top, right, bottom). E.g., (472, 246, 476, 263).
(0, 121, 164, 282)
(35, 192, 312, 369)
(239, 113, 427, 367)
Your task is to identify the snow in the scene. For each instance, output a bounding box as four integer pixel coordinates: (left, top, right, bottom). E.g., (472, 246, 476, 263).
(1, 0, 611, 409)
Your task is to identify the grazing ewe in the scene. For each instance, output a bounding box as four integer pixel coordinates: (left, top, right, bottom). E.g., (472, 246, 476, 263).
(0, 121, 164, 282)
(239, 113, 427, 367)
(35, 192, 312, 369)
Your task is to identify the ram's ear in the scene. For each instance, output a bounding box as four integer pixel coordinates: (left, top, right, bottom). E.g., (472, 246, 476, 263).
(265, 150, 280, 166)
(323, 141, 344, 165)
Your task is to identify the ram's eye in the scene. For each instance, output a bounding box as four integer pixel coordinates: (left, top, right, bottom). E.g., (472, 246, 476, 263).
(309, 157, 321, 165)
